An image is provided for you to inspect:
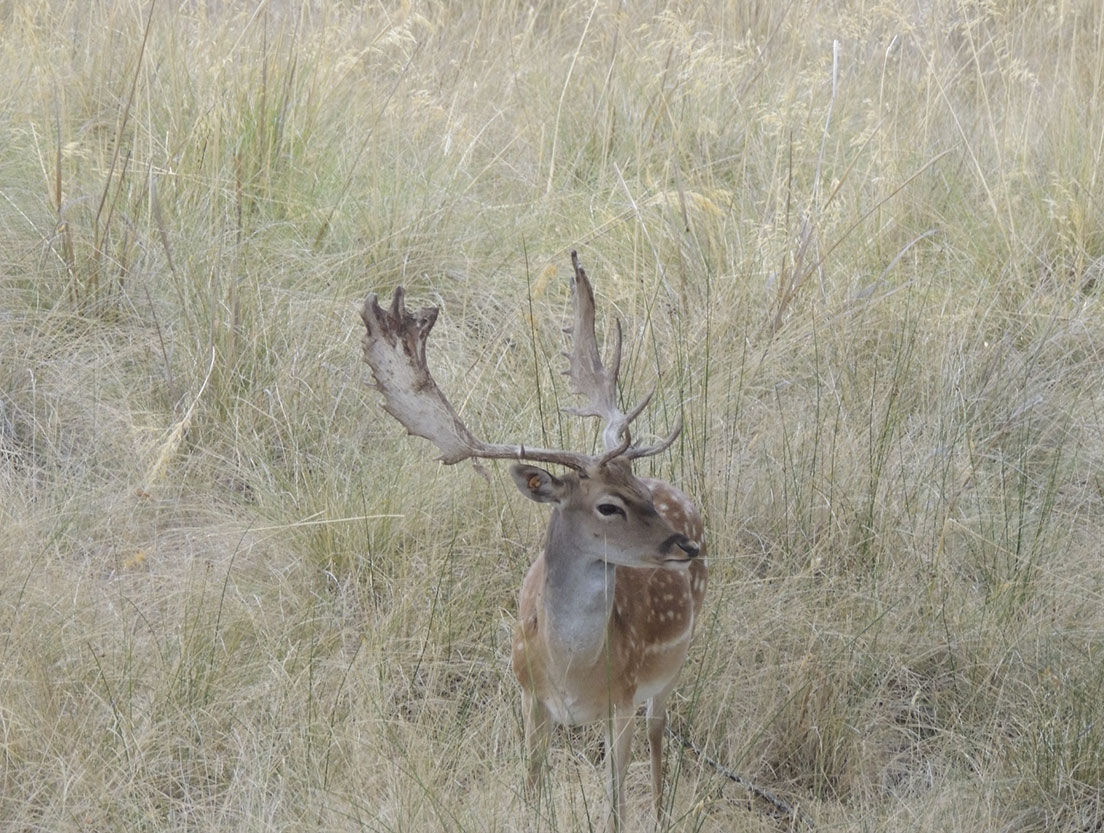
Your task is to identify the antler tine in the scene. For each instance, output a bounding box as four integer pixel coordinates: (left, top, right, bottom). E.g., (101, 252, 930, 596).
(624, 411, 683, 461)
(360, 289, 592, 472)
(596, 432, 632, 467)
(622, 385, 655, 425)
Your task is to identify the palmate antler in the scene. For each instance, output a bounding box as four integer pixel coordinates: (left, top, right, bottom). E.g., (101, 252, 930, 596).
(359, 251, 681, 471)
(564, 251, 682, 463)
(360, 288, 593, 471)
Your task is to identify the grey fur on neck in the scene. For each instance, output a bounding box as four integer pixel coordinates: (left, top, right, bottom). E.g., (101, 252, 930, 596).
(540, 510, 616, 664)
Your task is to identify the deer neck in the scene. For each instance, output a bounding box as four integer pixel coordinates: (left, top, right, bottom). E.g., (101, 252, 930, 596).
(539, 510, 616, 665)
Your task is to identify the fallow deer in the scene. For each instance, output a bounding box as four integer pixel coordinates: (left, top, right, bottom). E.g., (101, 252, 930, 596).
(359, 252, 707, 831)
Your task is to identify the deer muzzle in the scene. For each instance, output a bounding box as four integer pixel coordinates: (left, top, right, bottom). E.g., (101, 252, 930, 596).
(660, 533, 700, 562)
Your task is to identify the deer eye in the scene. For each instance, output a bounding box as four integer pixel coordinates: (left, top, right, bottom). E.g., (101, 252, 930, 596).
(596, 503, 625, 518)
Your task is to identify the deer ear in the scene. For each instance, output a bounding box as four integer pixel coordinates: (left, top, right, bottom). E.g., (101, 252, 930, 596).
(510, 464, 567, 504)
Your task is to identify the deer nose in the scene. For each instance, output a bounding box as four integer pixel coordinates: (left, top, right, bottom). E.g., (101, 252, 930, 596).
(677, 537, 700, 558)
(660, 533, 699, 560)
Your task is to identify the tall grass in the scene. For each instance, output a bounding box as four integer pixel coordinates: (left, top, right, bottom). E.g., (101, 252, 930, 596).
(2, 1, 1103, 830)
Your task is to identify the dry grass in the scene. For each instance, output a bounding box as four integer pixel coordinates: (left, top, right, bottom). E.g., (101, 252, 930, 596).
(2, 1, 1104, 830)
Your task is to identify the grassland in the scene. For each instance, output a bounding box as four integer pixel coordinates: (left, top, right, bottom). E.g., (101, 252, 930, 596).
(2, 1, 1103, 830)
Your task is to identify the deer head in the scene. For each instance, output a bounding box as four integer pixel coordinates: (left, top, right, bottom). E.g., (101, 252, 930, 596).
(359, 251, 697, 573)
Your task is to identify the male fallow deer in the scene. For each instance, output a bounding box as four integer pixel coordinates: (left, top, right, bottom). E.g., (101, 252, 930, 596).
(359, 252, 707, 831)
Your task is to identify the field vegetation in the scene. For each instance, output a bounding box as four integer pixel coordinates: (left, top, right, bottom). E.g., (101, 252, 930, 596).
(2, 1, 1104, 830)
